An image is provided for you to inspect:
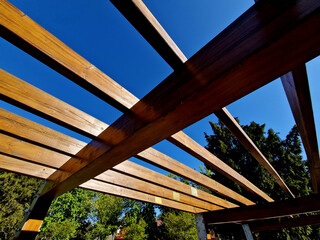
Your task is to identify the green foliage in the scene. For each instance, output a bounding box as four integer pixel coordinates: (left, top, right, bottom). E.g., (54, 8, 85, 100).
(204, 120, 315, 239)
(161, 211, 197, 240)
(123, 216, 148, 240)
(37, 220, 77, 240)
(0, 172, 40, 239)
(86, 193, 124, 239)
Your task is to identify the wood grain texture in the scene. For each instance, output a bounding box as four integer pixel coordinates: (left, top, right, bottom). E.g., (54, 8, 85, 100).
(81, 179, 206, 213)
(250, 214, 320, 232)
(0, 0, 138, 112)
(0, 1, 271, 202)
(0, 72, 252, 205)
(203, 194, 320, 224)
(0, 110, 237, 208)
(114, 161, 238, 208)
(0, 154, 207, 213)
(281, 65, 320, 193)
(111, 0, 291, 198)
(40, 0, 320, 201)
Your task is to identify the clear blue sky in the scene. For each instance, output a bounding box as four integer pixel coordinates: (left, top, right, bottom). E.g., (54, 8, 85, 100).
(1, 0, 319, 177)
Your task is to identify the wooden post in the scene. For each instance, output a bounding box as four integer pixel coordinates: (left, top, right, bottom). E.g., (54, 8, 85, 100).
(13, 182, 54, 240)
(195, 213, 207, 240)
(242, 224, 254, 240)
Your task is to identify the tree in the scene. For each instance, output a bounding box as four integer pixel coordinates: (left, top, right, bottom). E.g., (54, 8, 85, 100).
(204, 120, 315, 239)
(0, 172, 41, 239)
(86, 193, 124, 240)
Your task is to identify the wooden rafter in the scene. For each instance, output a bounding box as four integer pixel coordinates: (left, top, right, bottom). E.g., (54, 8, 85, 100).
(281, 65, 320, 193)
(0, 70, 255, 205)
(110, 0, 294, 197)
(203, 194, 320, 224)
(0, 1, 271, 202)
(0, 154, 204, 213)
(250, 214, 320, 232)
(36, 0, 320, 200)
(0, 108, 236, 208)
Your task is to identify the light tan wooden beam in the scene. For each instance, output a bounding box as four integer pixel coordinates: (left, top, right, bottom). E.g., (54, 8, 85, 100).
(281, 65, 320, 193)
(111, 0, 292, 197)
(0, 154, 204, 213)
(0, 110, 236, 208)
(40, 0, 320, 201)
(0, 72, 254, 205)
(0, 1, 272, 202)
(203, 194, 320, 224)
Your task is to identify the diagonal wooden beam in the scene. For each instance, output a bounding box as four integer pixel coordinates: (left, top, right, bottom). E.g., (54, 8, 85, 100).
(0, 71, 255, 205)
(38, 0, 320, 200)
(281, 65, 320, 193)
(203, 194, 320, 224)
(0, 154, 204, 213)
(0, 0, 274, 201)
(0, 108, 237, 208)
(110, 0, 293, 198)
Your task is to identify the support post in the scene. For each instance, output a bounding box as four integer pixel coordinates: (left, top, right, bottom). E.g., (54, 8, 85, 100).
(195, 213, 208, 240)
(13, 182, 54, 240)
(242, 224, 254, 240)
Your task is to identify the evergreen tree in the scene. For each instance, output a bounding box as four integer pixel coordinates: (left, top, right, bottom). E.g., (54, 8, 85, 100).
(204, 120, 315, 239)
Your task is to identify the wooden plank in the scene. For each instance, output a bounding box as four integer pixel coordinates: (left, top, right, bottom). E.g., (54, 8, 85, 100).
(112, 0, 279, 200)
(0, 69, 108, 139)
(281, 65, 320, 193)
(0, 2, 273, 202)
(0, 108, 86, 155)
(0, 154, 206, 213)
(114, 161, 238, 208)
(0, 133, 69, 168)
(0, 0, 139, 112)
(81, 179, 206, 213)
(137, 147, 254, 205)
(0, 74, 253, 205)
(96, 170, 223, 211)
(203, 194, 320, 224)
(0, 110, 237, 208)
(214, 109, 294, 197)
(40, 0, 320, 201)
(250, 214, 320, 232)
(0, 154, 55, 179)
(168, 132, 273, 201)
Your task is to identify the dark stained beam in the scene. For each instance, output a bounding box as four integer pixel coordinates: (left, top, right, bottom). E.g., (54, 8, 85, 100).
(250, 214, 320, 232)
(40, 0, 320, 199)
(281, 65, 320, 193)
(203, 194, 320, 224)
(111, 0, 293, 197)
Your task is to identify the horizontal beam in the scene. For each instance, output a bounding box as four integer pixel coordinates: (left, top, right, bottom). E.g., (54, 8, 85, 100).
(0, 109, 237, 208)
(203, 194, 320, 224)
(0, 71, 253, 205)
(42, 0, 320, 200)
(250, 214, 320, 232)
(0, 1, 272, 202)
(111, 0, 276, 200)
(281, 65, 320, 193)
(0, 154, 206, 213)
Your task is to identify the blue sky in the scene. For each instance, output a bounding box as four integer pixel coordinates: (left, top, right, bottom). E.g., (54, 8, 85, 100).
(1, 0, 319, 177)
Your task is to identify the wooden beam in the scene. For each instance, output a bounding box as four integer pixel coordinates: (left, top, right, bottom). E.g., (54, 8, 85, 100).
(111, 0, 292, 197)
(250, 214, 320, 232)
(203, 194, 320, 224)
(0, 72, 254, 205)
(281, 65, 320, 193)
(0, 154, 206, 213)
(40, 0, 320, 200)
(0, 1, 273, 202)
(214, 109, 294, 197)
(0, 109, 237, 208)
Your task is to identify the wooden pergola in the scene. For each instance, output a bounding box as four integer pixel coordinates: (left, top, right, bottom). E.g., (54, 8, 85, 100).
(0, 0, 319, 239)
